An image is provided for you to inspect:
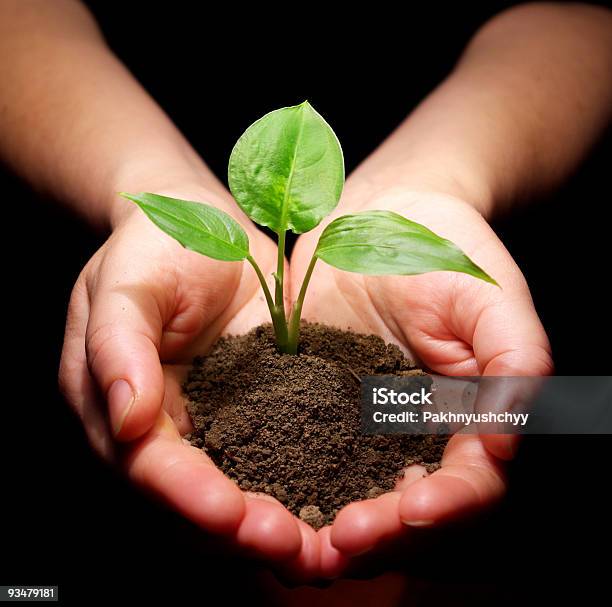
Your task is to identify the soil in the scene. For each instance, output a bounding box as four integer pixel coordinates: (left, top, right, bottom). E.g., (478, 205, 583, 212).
(184, 322, 448, 529)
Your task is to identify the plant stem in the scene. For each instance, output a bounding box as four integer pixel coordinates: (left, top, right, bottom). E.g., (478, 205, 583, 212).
(247, 255, 288, 347)
(270, 229, 289, 350)
(274, 229, 286, 308)
(285, 254, 318, 354)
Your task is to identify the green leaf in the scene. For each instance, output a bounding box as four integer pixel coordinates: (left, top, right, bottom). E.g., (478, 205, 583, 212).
(315, 210, 498, 285)
(120, 192, 250, 262)
(228, 101, 344, 234)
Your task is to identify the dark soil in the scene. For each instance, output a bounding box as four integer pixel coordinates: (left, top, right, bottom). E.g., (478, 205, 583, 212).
(184, 322, 447, 529)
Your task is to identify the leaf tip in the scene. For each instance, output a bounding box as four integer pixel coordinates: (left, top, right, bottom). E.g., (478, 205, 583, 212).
(297, 99, 314, 114)
(118, 191, 139, 204)
(481, 272, 501, 288)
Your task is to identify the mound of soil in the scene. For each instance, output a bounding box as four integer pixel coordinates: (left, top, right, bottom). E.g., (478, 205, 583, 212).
(184, 322, 447, 529)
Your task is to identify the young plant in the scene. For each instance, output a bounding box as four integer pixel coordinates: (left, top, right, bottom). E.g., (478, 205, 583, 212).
(121, 101, 497, 354)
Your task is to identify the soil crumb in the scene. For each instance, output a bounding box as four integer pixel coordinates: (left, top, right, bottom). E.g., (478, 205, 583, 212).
(184, 322, 447, 529)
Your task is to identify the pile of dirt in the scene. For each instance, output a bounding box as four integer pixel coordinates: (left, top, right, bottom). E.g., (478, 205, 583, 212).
(184, 322, 447, 529)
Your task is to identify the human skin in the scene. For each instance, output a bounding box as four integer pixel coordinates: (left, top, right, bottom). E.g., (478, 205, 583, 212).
(1, 0, 611, 584)
(290, 3, 612, 574)
(0, 0, 308, 570)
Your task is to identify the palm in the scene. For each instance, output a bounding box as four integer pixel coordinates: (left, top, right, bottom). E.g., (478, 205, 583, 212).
(151, 217, 279, 430)
(293, 264, 501, 374)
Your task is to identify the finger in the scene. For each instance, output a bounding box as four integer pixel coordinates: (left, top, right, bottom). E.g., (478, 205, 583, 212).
(124, 412, 246, 535)
(479, 433, 521, 461)
(398, 432, 506, 527)
(274, 519, 321, 585)
(59, 279, 116, 460)
(395, 464, 429, 490)
(474, 296, 553, 459)
(86, 282, 164, 441)
(476, 301, 553, 377)
(330, 465, 429, 556)
(162, 364, 193, 435)
(237, 493, 302, 561)
(318, 526, 350, 579)
(473, 376, 540, 460)
(330, 492, 404, 557)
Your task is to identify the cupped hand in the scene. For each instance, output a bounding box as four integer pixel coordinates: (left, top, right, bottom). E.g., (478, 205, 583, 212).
(59, 190, 321, 578)
(290, 189, 553, 575)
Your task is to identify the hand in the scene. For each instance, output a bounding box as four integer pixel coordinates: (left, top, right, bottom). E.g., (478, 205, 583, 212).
(59, 189, 320, 578)
(290, 188, 553, 575)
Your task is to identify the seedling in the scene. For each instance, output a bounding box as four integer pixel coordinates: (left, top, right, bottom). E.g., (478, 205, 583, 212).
(121, 102, 497, 354)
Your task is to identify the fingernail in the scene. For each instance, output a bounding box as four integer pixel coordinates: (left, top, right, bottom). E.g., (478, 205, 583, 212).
(108, 379, 135, 437)
(401, 519, 435, 527)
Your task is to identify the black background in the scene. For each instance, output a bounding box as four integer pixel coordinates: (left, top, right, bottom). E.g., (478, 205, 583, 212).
(2, 1, 611, 604)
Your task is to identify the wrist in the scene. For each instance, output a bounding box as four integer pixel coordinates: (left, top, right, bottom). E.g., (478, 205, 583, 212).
(340, 166, 496, 220)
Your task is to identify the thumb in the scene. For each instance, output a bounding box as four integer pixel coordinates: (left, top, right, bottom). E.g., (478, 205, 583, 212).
(86, 283, 164, 441)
